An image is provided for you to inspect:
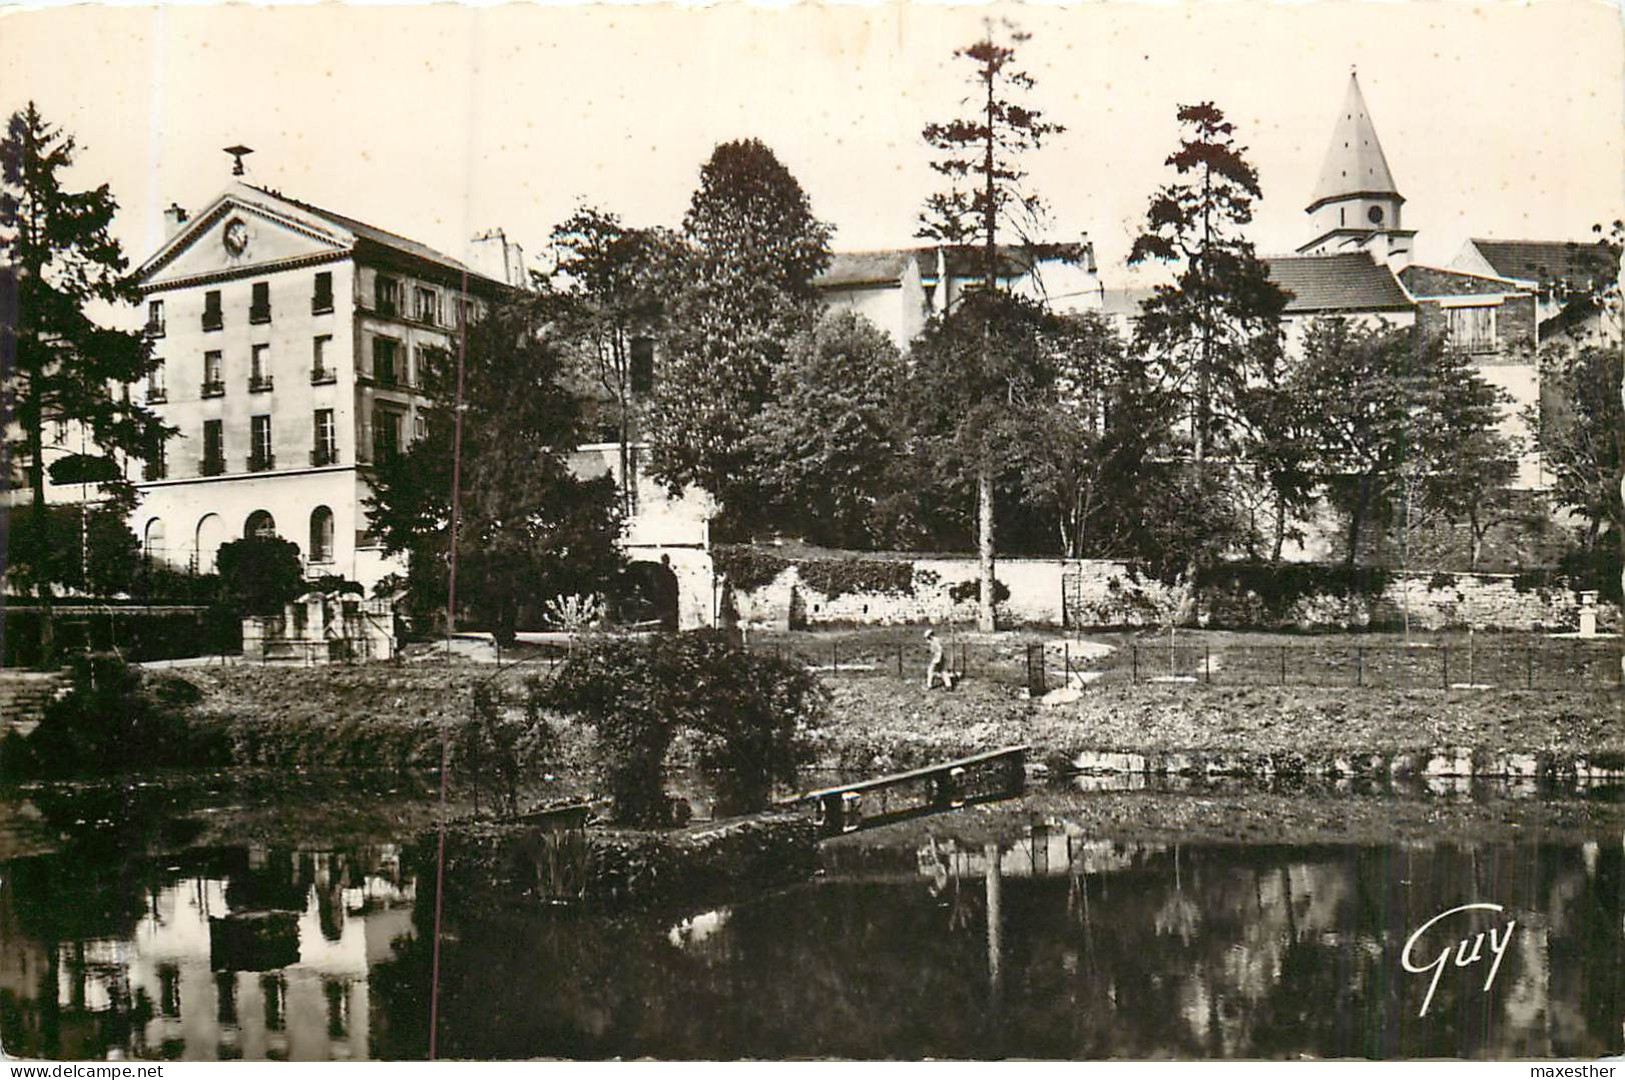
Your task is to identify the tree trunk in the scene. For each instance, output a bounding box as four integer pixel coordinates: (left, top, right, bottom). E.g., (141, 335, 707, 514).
(1270, 491, 1287, 565)
(1346, 479, 1368, 570)
(977, 463, 996, 632)
(27, 409, 55, 663)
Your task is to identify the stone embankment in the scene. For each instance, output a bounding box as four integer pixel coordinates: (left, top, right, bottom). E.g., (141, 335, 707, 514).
(1071, 747, 1625, 781)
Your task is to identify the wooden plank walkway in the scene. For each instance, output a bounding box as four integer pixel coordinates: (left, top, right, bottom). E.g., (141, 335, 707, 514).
(785, 744, 1030, 838)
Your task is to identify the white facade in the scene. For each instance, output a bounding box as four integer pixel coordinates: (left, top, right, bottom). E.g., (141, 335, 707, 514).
(131, 182, 500, 591)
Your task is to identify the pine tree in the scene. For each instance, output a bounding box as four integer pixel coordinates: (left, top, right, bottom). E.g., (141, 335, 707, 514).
(2, 103, 170, 656)
(918, 20, 1064, 631)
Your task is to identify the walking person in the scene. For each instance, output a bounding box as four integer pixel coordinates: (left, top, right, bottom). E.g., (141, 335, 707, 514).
(923, 628, 955, 690)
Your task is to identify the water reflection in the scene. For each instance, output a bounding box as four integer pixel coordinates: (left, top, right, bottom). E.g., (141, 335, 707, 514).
(1, 809, 1620, 1059)
(1, 845, 411, 1061)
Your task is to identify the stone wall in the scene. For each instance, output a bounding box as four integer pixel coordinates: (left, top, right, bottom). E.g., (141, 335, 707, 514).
(729, 550, 1617, 633)
(0, 670, 68, 737)
(729, 556, 1066, 629)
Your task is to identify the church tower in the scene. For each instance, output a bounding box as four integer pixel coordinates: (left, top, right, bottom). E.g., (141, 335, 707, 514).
(1297, 71, 1416, 267)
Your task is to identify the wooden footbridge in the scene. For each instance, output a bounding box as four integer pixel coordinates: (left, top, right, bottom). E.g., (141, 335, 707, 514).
(784, 744, 1031, 838)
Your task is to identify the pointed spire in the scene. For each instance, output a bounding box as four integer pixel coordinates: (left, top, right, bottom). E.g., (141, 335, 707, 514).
(1306, 72, 1401, 212)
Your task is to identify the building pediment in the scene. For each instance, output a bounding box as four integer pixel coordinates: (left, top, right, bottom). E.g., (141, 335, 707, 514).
(139, 187, 352, 291)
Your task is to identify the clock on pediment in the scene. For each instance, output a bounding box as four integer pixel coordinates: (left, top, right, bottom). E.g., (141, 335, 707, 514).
(222, 217, 251, 257)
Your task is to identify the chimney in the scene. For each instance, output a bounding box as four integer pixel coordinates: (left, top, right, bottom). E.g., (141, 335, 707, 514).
(163, 203, 189, 239)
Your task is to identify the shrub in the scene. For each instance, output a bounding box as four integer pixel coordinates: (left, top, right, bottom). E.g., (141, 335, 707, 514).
(449, 680, 557, 818)
(539, 631, 828, 825)
(5, 655, 228, 778)
(948, 577, 1011, 605)
(216, 536, 304, 615)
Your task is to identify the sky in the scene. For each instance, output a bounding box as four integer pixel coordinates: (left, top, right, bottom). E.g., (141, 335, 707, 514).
(2, 0, 1621, 287)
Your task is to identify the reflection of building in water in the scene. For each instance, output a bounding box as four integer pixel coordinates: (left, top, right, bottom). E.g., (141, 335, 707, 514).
(916, 823, 1168, 881)
(0, 845, 413, 1061)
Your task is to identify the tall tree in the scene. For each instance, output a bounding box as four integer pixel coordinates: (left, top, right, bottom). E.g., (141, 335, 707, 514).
(746, 310, 910, 549)
(365, 294, 624, 645)
(546, 205, 669, 520)
(1128, 102, 1287, 609)
(1535, 340, 1622, 572)
(1291, 318, 1510, 568)
(919, 20, 1064, 631)
(646, 139, 832, 533)
(2, 103, 170, 655)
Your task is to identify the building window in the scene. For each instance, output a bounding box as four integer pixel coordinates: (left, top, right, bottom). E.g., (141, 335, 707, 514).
(250, 281, 272, 324)
(1447, 305, 1498, 352)
(202, 350, 224, 397)
(312, 408, 337, 465)
(454, 297, 472, 328)
(143, 518, 166, 563)
(147, 359, 167, 404)
(630, 336, 655, 395)
(311, 335, 335, 384)
(249, 414, 274, 472)
(372, 337, 399, 385)
(372, 405, 401, 464)
(202, 290, 223, 331)
(413, 413, 427, 442)
(143, 442, 167, 481)
(312, 271, 334, 314)
(374, 274, 400, 317)
(250, 344, 273, 392)
(415, 286, 439, 325)
(309, 506, 335, 564)
(202, 419, 225, 475)
(245, 510, 277, 539)
(147, 299, 165, 337)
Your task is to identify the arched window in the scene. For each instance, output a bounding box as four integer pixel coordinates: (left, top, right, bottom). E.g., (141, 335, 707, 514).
(143, 519, 166, 565)
(245, 510, 277, 539)
(309, 506, 335, 564)
(195, 513, 224, 574)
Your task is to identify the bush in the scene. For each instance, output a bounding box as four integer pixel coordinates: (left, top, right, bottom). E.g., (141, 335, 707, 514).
(4, 654, 228, 778)
(948, 577, 1011, 605)
(216, 536, 304, 615)
(449, 680, 557, 817)
(538, 630, 828, 825)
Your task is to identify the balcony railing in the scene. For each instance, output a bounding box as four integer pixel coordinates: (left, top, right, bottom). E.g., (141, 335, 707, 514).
(202, 311, 223, 332)
(201, 455, 226, 477)
(248, 452, 275, 473)
(249, 374, 275, 393)
(249, 304, 272, 325)
(146, 387, 168, 404)
(201, 379, 225, 398)
(311, 446, 339, 467)
(311, 366, 337, 386)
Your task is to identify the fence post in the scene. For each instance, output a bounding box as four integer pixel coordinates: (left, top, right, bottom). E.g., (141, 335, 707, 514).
(897, 644, 904, 678)
(1442, 644, 1449, 692)
(1203, 645, 1211, 684)
(1280, 645, 1287, 687)
(1526, 644, 1533, 691)
(1132, 643, 1138, 685)
(1356, 645, 1363, 688)
(1064, 642, 1070, 687)
(833, 641, 839, 674)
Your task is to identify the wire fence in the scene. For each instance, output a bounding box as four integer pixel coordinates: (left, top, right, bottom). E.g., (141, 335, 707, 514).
(737, 633, 1624, 695)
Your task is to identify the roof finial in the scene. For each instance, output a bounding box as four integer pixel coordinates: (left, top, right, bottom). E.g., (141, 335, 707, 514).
(223, 145, 254, 177)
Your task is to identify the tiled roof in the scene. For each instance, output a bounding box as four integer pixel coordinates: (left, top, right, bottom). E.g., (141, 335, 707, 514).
(244, 183, 485, 280)
(1265, 251, 1413, 314)
(1467, 238, 1617, 291)
(816, 242, 1093, 289)
(817, 250, 919, 289)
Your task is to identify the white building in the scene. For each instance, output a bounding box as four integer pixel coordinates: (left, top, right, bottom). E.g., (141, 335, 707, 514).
(129, 181, 506, 589)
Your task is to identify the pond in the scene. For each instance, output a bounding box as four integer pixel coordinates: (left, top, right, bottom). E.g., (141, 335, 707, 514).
(1, 779, 1620, 1060)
